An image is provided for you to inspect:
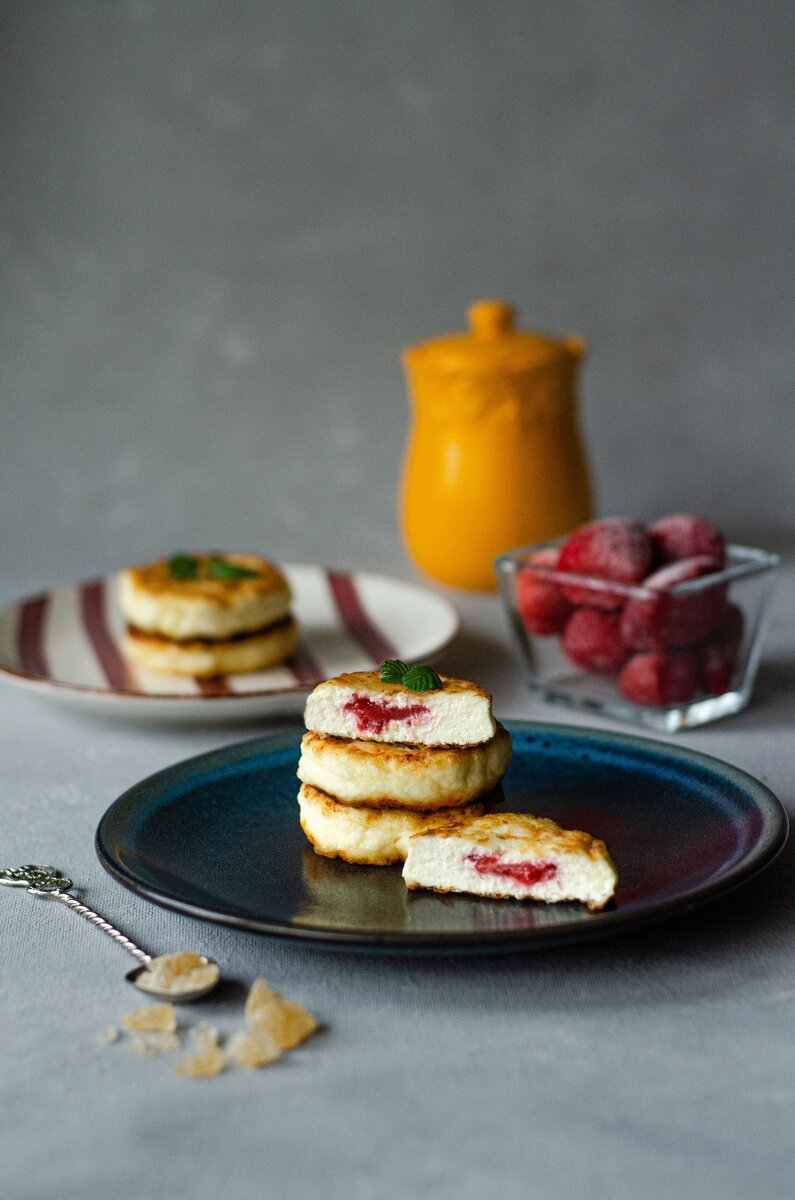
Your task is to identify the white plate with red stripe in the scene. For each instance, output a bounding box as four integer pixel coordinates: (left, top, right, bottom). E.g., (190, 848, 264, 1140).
(0, 565, 461, 720)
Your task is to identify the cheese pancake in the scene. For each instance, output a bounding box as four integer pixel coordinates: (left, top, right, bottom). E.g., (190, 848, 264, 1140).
(402, 811, 617, 911)
(298, 783, 496, 867)
(122, 616, 298, 677)
(303, 671, 496, 747)
(119, 554, 291, 641)
(297, 724, 511, 810)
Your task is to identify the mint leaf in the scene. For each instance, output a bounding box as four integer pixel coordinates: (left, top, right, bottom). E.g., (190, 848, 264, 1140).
(206, 558, 259, 580)
(168, 553, 199, 580)
(401, 665, 442, 693)
(380, 658, 409, 683)
(379, 659, 442, 691)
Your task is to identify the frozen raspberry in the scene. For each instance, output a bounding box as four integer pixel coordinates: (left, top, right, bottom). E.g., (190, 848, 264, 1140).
(558, 518, 653, 609)
(649, 513, 726, 566)
(618, 650, 699, 706)
(620, 556, 726, 649)
(700, 603, 745, 695)
(562, 608, 628, 673)
(516, 548, 572, 635)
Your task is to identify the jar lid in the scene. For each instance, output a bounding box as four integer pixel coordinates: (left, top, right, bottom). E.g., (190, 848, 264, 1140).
(402, 300, 585, 373)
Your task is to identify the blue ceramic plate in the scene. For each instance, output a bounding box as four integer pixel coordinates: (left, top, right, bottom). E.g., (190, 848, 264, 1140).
(95, 721, 787, 953)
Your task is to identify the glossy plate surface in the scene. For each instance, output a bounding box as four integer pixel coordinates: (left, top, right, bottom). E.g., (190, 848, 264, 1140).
(96, 721, 787, 952)
(0, 565, 459, 719)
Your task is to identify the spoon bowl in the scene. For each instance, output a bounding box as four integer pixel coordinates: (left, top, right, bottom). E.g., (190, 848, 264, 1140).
(126, 955, 221, 1003)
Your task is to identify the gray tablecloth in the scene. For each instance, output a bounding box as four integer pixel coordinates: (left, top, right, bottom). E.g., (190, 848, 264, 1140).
(1, 555, 793, 1200)
(3, 5, 794, 1195)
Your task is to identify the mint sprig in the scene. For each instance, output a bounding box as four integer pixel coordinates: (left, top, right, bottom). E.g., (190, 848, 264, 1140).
(206, 557, 259, 580)
(402, 665, 443, 692)
(379, 659, 409, 683)
(167, 554, 259, 581)
(379, 659, 442, 693)
(168, 553, 199, 580)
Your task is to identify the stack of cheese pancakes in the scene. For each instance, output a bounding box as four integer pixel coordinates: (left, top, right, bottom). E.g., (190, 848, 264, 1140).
(297, 662, 512, 865)
(119, 553, 298, 677)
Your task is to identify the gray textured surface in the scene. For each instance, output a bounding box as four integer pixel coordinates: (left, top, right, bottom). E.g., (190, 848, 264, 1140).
(1, 573, 794, 1200)
(1, 3, 794, 1198)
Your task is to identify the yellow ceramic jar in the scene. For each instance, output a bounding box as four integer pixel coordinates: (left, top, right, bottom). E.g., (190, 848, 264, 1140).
(400, 300, 592, 591)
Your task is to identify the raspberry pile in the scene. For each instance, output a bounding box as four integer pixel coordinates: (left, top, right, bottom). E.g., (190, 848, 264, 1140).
(516, 514, 742, 707)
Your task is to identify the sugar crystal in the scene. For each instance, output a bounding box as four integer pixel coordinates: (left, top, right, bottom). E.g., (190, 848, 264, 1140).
(135, 951, 220, 997)
(225, 1030, 283, 1069)
(244, 978, 318, 1051)
(122, 1003, 177, 1033)
(126, 1031, 181, 1057)
(174, 1025, 225, 1079)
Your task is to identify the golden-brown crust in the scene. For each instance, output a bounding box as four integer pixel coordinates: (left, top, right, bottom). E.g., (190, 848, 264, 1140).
(297, 725, 512, 809)
(121, 616, 298, 677)
(125, 614, 293, 648)
(403, 879, 521, 901)
(300, 729, 483, 765)
(317, 670, 492, 701)
(299, 783, 417, 828)
(413, 811, 611, 863)
(298, 783, 499, 866)
(299, 815, 403, 867)
(123, 554, 288, 607)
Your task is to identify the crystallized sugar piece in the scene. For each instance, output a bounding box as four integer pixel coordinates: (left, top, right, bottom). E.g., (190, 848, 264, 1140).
(174, 1025, 225, 1079)
(98, 1025, 120, 1045)
(225, 1030, 283, 1069)
(126, 1038, 152, 1058)
(135, 951, 221, 996)
(121, 1003, 178, 1033)
(244, 978, 318, 1051)
(126, 1031, 182, 1057)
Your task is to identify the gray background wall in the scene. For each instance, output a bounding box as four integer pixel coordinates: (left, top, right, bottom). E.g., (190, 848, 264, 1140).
(1, 0, 793, 590)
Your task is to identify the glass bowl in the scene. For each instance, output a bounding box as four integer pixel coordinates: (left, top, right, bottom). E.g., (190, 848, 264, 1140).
(495, 540, 780, 732)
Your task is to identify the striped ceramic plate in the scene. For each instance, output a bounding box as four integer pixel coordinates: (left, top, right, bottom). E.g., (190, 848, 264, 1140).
(0, 564, 460, 719)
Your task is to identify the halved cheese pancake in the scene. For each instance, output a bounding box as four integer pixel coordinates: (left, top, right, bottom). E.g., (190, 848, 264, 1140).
(119, 554, 291, 641)
(303, 671, 496, 747)
(298, 783, 496, 866)
(122, 616, 298, 677)
(402, 812, 617, 911)
(297, 724, 511, 810)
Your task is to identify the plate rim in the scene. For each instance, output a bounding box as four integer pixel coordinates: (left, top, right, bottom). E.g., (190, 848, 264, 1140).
(0, 564, 462, 704)
(94, 719, 789, 953)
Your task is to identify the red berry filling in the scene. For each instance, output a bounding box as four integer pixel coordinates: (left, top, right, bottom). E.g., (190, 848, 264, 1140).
(342, 693, 431, 736)
(466, 851, 558, 888)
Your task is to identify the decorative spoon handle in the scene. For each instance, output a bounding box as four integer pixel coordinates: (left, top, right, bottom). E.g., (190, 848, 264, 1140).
(48, 889, 152, 964)
(0, 864, 152, 965)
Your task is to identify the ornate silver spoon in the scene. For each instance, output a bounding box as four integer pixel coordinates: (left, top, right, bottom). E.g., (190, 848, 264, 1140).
(0, 864, 220, 1002)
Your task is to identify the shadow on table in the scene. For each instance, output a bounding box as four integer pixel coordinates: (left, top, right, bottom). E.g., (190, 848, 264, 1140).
(716, 657, 795, 733)
(455, 827, 794, 999)
(239, 821, 794, 1014)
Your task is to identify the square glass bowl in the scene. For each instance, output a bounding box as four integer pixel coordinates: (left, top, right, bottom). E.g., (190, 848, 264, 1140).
(495, 541, 779, 732)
